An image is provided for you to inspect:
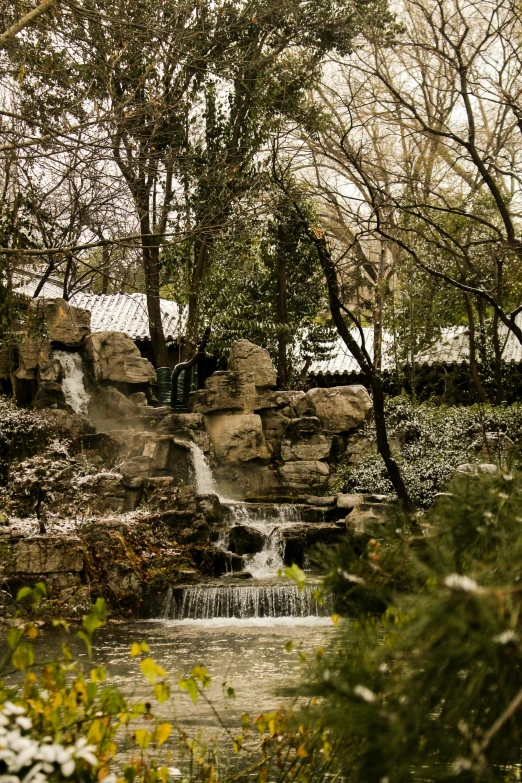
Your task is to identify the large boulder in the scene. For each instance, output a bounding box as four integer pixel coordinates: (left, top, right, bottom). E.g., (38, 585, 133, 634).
(15, 334, 52, 380)
(33, 380, 69, 410)
(190, 371, 264, 414)
(88, 386, 138, 429)
(281, 416, 332, 461)
(32, 298, 91, 346)
(228, 340, 277, 388)
(279, 460, 330, 491)
(227, 525, 265, 555)
(206, 413, 271, 463)
(297, 386, 372, 432)
(85, 331, 156, 385)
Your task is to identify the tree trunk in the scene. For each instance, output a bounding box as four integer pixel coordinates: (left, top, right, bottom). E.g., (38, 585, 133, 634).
(140, 210, 169, 368)
(276, 224, 289, 389)
(315, 235, 413, 511)
(182, 239, 208, 361)
(463, 292, 489, 403)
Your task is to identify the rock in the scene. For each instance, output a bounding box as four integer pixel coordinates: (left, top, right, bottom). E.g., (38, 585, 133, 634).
(280, 460, 330, 491)
(282, 523, 344, 568)
(227, 525, 265, 555)
(42, 409, 95, 439)
(15, 536, 83, 573)
(38, 357, 63, 383)
(73, 432, 120, 464)
(275, 391, 305, 415)
(206, 413, 271, 463)
(130, 391, 148, 405)
(228, 340, 277, 388)
(15, 334, 51, 380)
(121, 456, 154, 482)
(178, 569, 199, 582)
(88, 386, 137, 429)
(347, 502, 389, 532)
(32, 298, 90, 346)
(225, 571, 253, 580)
(157, 412, 210, 451)
(196, 494, 225, 523)
(85, 331, 156, 385)
(34, 380, 69, 410)
(261, 409, 291, 455)
(191, 371, 258, 414)
(336, 493, 365, 508)
(454, 463, 499, 477)
(296, 386, 372, 432)
(190, 371, 277, 415)
(141, 436, 192, 482)
(281, 416, 332, 461)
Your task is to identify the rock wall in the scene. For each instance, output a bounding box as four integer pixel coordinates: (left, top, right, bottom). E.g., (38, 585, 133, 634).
(190, 340, 372, 498)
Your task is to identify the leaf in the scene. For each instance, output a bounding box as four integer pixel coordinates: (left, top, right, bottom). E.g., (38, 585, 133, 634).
(33, 582, 47, 605)
(156, 722, 171, 746)
(26, 624, 38, 640)
(16, 586, 32, 602)
(131, 641, 150, 658)
(134, 728, 151, 749)
(7, 626, 23, 650)
(179, 677, 199, 704)
(77, 630, 92, 659)
(281, 563, 306, 592)
(140, 657, 167, 685)
(227, 686, 235, 699)
(12, 642, 34, 670)
(284, 640, 294, 652)
(154, 682, 170, 703)
(297, 745, 308, 758)
(331, 614, 340, 627)
(191, 665, 211, 687)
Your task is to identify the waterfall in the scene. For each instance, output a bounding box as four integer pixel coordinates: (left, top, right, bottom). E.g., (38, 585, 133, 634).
(54, 350, 90, 415)
(188, 442, 221, 496)
(188, 444, 307, 580)
(161, 584, 330, 620)
(225, 504, 301, 579)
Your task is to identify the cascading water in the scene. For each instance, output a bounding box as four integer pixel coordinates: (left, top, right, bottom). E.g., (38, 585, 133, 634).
(161, 584, 331, 620)
(188, 443, 297, 579)
(178, 444, 331, 622)
(53, 350, 90, 415)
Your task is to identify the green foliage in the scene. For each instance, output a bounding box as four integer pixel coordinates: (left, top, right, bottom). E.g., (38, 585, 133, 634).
(0, 398, 51, 485)
(305, 472, 522, 782)
(333, 396, 522, 507)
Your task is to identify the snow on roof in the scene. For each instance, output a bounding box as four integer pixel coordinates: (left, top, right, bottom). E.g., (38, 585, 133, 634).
(12, 272, 185, 342)
(69, 292, 185, 342)
(312, 319, 522, 377)
(415, 317, 522, 367)
(13, 275, 65, 299)
(309, 329, 396, 376)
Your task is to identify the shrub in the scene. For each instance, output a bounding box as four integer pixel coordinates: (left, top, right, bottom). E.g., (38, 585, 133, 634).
(0, 399, 51, 485)
(333, 396, 522, 507)
(304, 471, 522, 782)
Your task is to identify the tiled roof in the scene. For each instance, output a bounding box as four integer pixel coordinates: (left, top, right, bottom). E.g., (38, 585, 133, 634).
(310, 319, 522, 377)
(416, 317, 522, 367)
(70, 292, 185, 342)
(12, 272, 185, 342)
(309, 329, 396, 375)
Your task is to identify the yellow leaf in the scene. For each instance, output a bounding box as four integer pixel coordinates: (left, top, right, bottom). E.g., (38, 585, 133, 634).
(134, 728, 151, 749)
(156, 722, 171, 746)
(12, 643, 34, 670)
(297, 745, 308, 758)
(331, 614, 340, 627)
(154, 682, 170, 703)
(140, 657, 167, 684)
(26, 624, 38, 640)
(131, 641, 150, 658)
